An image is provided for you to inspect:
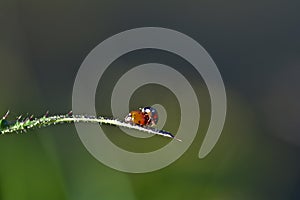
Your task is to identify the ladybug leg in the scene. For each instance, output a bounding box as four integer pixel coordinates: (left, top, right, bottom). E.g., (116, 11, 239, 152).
(144, 113, 151, 126)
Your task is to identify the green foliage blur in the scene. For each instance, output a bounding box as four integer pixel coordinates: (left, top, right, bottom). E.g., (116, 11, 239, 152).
(1, 0, 300, 199)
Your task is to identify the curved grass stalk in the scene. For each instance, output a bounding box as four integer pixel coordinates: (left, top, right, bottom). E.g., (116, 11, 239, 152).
(0, 111, 181, 141)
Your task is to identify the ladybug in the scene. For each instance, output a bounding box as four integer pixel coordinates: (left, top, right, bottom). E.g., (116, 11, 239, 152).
(125, 106, 158, 126)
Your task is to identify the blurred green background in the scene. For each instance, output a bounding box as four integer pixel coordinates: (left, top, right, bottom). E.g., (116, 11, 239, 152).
(1, 0, 300, 199)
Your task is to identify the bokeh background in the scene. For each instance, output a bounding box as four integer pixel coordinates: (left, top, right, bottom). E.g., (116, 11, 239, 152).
(1, 0, 300, 199)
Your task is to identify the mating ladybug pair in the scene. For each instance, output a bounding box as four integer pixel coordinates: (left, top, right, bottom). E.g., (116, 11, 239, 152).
(125, 107, 158, 127)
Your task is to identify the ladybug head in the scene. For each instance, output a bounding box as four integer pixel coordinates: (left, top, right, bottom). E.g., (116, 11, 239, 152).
(141, 107, 159, 125)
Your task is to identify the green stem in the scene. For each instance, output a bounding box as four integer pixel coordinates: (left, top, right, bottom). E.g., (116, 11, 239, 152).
(0, 112, 181, 141)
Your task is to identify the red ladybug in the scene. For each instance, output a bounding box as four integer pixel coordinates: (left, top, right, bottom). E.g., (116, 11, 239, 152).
(125, 107, 158, 126)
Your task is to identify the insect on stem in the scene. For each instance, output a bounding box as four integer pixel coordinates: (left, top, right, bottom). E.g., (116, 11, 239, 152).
(0, 110, 182, 142)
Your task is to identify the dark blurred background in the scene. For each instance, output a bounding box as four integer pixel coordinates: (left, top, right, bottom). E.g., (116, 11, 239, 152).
(1, 0, 300, 199)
